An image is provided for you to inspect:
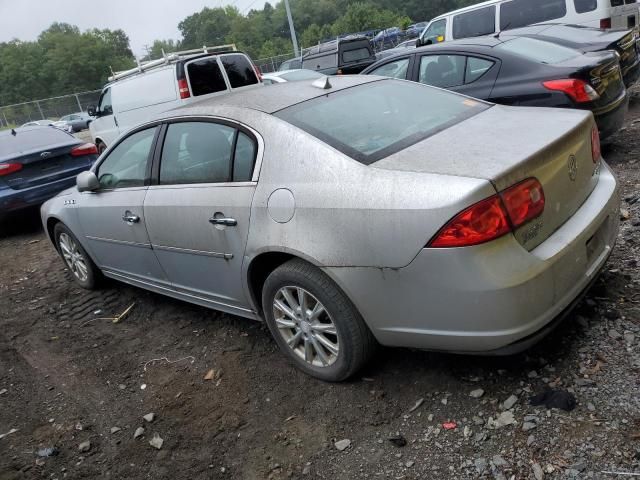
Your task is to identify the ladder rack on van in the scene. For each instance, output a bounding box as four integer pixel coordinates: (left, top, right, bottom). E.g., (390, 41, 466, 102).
(108, 44, 238, 83)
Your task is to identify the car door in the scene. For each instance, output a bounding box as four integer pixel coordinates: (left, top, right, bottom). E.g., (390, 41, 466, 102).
(365, 55, 414, 80)
(414, 53, 499, 99)
(143, 119, 260, 314)
(76, 125, 168, 284)
(91, 87, 119, 147)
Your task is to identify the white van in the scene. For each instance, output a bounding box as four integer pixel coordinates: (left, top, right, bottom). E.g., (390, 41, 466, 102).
(89, 47, 261, 152)
(418, 0, 639, 46)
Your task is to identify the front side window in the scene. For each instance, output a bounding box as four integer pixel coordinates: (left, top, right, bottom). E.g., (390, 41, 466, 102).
(220, 54, 259, 88)
(97, 127, 157, 189)
(159, 122, 257, 184)
(500, 0, 567, 30)
(187, 58, 227, 97)
(274, 80, 489, 164)
(423, 19, 447, 43)
(574, 0, 597, 12)
(419, 55, 466, 88)
(98, 88, 112, 115)
(370, 58, 410, 79)
(452, 6, 496, 39)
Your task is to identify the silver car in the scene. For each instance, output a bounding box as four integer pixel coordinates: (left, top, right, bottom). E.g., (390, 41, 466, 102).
(41, 76, 620, 381)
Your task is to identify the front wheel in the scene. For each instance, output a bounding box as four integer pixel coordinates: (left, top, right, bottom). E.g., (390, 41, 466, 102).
(262, 259, 376, 381)
(54, 223, 101, 289)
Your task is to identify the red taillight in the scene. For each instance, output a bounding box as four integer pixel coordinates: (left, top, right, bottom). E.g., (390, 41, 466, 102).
(600, 18, 612, 29)
(542, 79, 600, 103)
(0, 163, 22, 176)
(178, 78, 191, 99)
(429, 196, 511, 248)
(499, 178, 545, 229)
(70, 143, 98, 157)
(428, 178, 545, 248)
(591, 125, 601, 163)
(253, 64, 262, 81)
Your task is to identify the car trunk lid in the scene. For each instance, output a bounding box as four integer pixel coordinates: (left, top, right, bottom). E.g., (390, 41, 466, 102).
(373, 105, 600, 251)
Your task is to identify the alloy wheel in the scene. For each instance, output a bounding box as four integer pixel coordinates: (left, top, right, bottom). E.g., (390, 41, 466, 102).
(58, 233, 89, 282)
(272, 286, 339, 367)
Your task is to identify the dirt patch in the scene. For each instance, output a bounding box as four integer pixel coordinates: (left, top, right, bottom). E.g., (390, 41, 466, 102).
(1, 100, 639, 479)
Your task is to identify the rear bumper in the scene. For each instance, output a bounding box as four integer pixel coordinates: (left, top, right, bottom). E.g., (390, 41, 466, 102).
(324, 162, 620, 353)
(594, 93, 629, 140)
(0, 175, 77, 213)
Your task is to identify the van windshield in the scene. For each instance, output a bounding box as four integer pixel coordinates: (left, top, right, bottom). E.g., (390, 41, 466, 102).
(274, 80, 489, 164)
(496, 37, 578, 64)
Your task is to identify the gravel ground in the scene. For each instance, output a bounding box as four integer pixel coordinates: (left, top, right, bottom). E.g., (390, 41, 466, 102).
(0, 100, 639, 480)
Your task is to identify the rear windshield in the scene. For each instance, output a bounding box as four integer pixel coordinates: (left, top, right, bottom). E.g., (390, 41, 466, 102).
(274, 80, 489, 164)
(496, 37, 578, 64)
(500, 0, 567, 30)
(220, 54, 259, 88)
(342, 47, 372, 63)
(0, 127, 72, 159)
(187, 58, 227, 96)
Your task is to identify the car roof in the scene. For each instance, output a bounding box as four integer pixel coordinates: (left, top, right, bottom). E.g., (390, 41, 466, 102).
(431, 0, 501, 21)
(371, 35, 504, 63)
(168, 75, 382, 116)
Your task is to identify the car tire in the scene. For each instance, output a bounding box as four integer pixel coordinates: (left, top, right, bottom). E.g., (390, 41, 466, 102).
(54, 223, 101, 289)
(262, 258, 376, 382)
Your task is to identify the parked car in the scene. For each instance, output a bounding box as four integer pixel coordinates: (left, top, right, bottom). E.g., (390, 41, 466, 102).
(406, 22, 429, 38)
(21, 120, 56, 128)
(262, 69, 323, 85)
(375, 39, 418, 60)
(0, 126, 97, 216)
(373, 27, 405, 49)
(300, 36, 377, 75)
(42, 76, 619, 381)
(89, 46, 261, 153)
(502, 23, 640, 87)
(362, 36, 628, 139)
(417, 0, 640, 47)
(58, 112, 94, 133)
(278, 57, 302, 71)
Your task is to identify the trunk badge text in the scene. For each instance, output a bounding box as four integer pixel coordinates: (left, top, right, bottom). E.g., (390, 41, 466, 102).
(64, 199, 76, 205)
(568, 155, 578, 182)
(40, 151, 51, 159)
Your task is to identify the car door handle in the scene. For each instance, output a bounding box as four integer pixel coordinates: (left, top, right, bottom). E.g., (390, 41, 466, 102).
(209, 217, 237, 227)
(122, 212, 140, 224)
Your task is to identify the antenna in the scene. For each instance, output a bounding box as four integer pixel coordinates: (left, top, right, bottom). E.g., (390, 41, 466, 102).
(11, 128, 16, 136)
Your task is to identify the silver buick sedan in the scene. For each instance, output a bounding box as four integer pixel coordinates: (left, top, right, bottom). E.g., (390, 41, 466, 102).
(41, 76, 620, 381)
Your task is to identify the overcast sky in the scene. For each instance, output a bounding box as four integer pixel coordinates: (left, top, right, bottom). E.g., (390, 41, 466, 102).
(0, 0, 262, 57)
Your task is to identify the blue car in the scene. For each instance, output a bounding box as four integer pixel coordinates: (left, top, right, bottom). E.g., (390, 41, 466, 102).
(0, 126, 97, 217)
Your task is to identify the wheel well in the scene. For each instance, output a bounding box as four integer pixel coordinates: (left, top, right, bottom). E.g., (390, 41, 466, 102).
(46, 218, 61, 250)
(247, 252, 296, 316)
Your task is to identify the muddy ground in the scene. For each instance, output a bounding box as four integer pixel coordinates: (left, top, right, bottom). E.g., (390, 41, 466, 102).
(1, 101, 639, 480)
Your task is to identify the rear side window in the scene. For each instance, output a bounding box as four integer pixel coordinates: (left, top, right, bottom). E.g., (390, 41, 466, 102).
(500, 0, 567, 30)
(342, 47, 371, 63)
(496, 37, 578, 64)
(466, 57, 494, 83)
(187, 58, 227, 97)
(275, 80, 489, 165)
(220, 54, 259, 88)
(574, 0, 597, 12)
(452, 6, 496, 39)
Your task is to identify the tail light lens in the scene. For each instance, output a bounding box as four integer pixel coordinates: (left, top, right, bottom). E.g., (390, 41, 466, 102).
(600, 18, 612, 29)
(542, 79, 600, 103)
(71, 143, 98, 156)
(0, 163, 22, 176)
(591, 125, 601, 163)
(499, 178, 545, 229)
(178, 78, 191, 99)
(428, 178, 545, 248)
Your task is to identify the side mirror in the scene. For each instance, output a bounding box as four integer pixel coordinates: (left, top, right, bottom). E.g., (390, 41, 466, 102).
(87, 105, 97, 117)
(415, 37, 423, 47)
(77, 171, 100, 192)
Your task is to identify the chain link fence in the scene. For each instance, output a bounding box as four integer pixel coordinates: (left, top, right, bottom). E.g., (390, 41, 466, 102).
(0, 90, 102, 129)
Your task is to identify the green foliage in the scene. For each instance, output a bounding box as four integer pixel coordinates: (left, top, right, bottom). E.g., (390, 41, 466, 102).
(0, 23, 134, 105)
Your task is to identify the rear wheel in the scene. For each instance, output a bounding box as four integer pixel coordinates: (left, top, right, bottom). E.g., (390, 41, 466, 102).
(54, 223, 100, 289)
(262, 259, 376, 381)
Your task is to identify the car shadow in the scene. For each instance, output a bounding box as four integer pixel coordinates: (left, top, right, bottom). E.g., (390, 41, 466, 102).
(0, 206, 44, 239)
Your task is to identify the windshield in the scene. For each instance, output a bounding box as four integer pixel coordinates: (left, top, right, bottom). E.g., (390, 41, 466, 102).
(496, 37, 579, 64)
(274, 80, 489, 164)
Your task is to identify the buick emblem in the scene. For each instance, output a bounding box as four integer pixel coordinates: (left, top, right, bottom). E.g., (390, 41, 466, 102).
(40, 151, 51, 159)
(568, 155, 578, 182)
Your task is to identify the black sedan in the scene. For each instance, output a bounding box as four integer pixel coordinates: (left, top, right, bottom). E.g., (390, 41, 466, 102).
(361, 36, 628, 139)
(502, 24, 640, 88)
(0, 126, 98, 217)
